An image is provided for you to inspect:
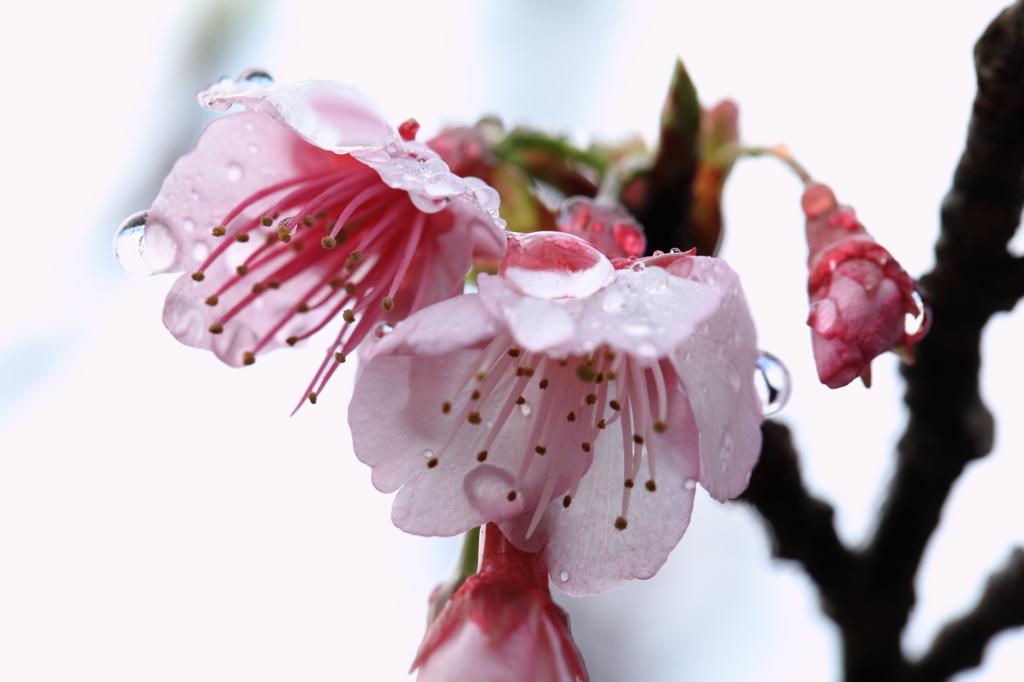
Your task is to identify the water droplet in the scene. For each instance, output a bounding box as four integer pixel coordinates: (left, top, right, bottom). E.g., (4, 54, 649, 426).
(113, 210, 178, 275)
(189, 190, 199, 201)
(226, 163, 243, 182)
(559, 570, 570, 582)
(683, 478, 696, 491)
(192, 242, 209, 261)
(374, 323, 394, 339)
(670, 248, 682, 254)
(500, 232, 615, 300)
(755, 350, 792, 417)
(248, 144, 259, 155)
(520, 403, 532, 417)
(905, 289, 929, 338)
(421, 449, 434, 458)
(182, 218, 195, 232)
(601, 290, 627, 312)
(652, 250, 664, 256)
(237, 67, 274, 85)
(631, 260, 646, 272)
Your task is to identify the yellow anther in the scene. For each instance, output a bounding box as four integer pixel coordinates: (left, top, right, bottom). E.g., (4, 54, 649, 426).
(235, 233, 249, 243)
(308, 391, 317, 404)
(654, 421, 667, 433)
(208, 323, 224, 334)
(260, 216, 273, 227)
(236, 265, 249, 276)
(345, 282, 357, 296)
(205, 295, 219, 306)
(191, 271, 205, 282)
(242, 351, 255, 366)
(343, 309, 355, 323)
(467, 412, 482, 425)
(251, 282, 265, 294)
(381, 297, 394, 311)
(615, 517, 628, 530)
(321, 236, 337, 249)
(211, 226, 226, 237)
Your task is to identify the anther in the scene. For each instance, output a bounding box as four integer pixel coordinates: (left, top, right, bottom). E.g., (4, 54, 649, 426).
(470, 390, 481, 400)
(212, 226, 226, 237)
(236, 265, 249, 276)
(308, 391, 317, 404)
(507, 491, 517, 502)
(562, 495, 572, 508)
(508, 349, 521, 357)
(625, 479, 634, 488)
(654, 420, 667, 433)
(268, 279, 280, 289)
(235, 232, 249, 243)
(302, 215, 316, 227)
(427, 457, 439, 468)
(205, 295, 219, 306)
(581, 442, 591, 452)
(559, 359, 568, 367)
(442, 402, 451, 414)
(381, 297, 394, 311)
(345, 259, 356, 272)
(351, 251, 363, 263)
(334, 352, 346, 363)
(615, 517, 628, 531)
(242, 351, 255, 366)
(598, 419, 607, 429)
(251, 282, 265, 294)
(586, 394, 597, 405)
(575, 364, 597, 383)
(606, 370, 618, 380)
(316, 211, 328, 219)
(646, 480, 657, 492)
(515, 396, 526, 405)
(522, 368, 535, 377)
(290, 241, 303, 252)
(476, 451, 488, 462)
(329, 277, 344, 290)
(467, 412, 482, 425)
(609, 400, 621, 411)
(264, 233, 276, 246)
(191, 271, 205, 282)
(260, 216, 273, 227)
(605, 349, 617, 361)
(208, 323, 224, 334)
(535, 446, 547, 455)
(345, 283, 357, 296)
(326, 219, 338, 231)
(297, 303, 310, 313)
(539, 379, 549, 390)
(633, 434, 644, 444)
(474, 371, 486, 381)
(279, 233, 292, 244)
(596, 373, 604, 384)
(286, 336, 298, 346)
(343, 309, 355, 323)
(567, 412, 576, 422)
(321, 236, 337, 249)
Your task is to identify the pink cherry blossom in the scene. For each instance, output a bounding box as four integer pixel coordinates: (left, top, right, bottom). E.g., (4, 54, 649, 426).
(802, 183, 928, 389)
(143, 76, 505, 405)
(349, 232, 762, 596)
(413, 523, 588, 682)
(555, 196, 647, 260)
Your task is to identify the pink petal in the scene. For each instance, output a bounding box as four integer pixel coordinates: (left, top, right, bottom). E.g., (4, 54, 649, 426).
(667, 257, 763, 502)
(198, 79, 396, 153)
(500, 362, 700, 596)
(368, 295, 505, 360)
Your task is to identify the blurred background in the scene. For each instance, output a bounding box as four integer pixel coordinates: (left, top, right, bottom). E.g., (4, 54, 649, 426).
(2, 0, 1022, 679)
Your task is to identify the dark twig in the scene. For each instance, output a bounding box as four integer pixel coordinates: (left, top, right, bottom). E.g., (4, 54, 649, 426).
(910, 549, 1024, 682)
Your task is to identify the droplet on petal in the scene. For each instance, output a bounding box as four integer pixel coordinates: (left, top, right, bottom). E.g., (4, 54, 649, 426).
(113, 210, 178, 275)
(905, 288, 928, 338)
(801, 183, 838, 219)
(500, 232, 615, 300)
(755, 350, 792, 417)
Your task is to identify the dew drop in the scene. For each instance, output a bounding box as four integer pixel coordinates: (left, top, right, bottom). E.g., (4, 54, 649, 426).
(520, 403, 532, 417)
(226, 163, 243, 182)
(237, 67, 274, 85)
(559, 569, 570, 582)
(182, 218, 195, 232)
(684, 478, 696, 491)
(374, 322, 394, 339)
(113, 210, 178, 275)
(500, 232, 615, 300)
(192, 242, 209, 261)
(905, 289, 929, 339)
(421, 449, 434, 459)
(631, 260, 646, 272)
(248, 144, 259, 155)
(755, 350, 792, 417)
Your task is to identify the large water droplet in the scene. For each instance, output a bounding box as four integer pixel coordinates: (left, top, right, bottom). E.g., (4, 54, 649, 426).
(555, 196, 646, 259)
(683, 478, 697, 491)
(755, 350, 792, 417)
(237, 67, 274, 85)
(500, 232, 615, 300)
(226, 163, 243, 182)
(113, 211, 177, 275)
(374, 323, 394, 339)
(421, 449, 434, 459)
(905, 289, 929, 338)
(519, 403, 532, 417)
(559, 569, 570, 582)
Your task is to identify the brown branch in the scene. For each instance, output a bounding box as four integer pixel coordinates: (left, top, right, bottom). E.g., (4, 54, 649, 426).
(910, 549, 1024, 682)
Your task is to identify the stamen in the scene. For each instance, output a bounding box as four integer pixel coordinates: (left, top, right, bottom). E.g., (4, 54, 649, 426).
(286, 336, 298, 346)
(646, 480, 657, 492)
(212, 226, 226, 237)
(209, 323, 223, 334)
(343, 310, 356, 323)
(205, 295, 219, 306)
(381, 297, 394, 311)
(427, 458, 438, 468)
(308, 391, 317, 404)
(649, 359, 669, 433)
(191, 271, 205, 282)
(242, 351, 255, 365)
(235, 233, 250, 243)
(334, 352, 346, 363)
(261, 216, 274, 227)
(615, 517, 628, 531)
(477, 451, 488, 462)
(322, 236, 337, 249)
(625, 479, 634, 488)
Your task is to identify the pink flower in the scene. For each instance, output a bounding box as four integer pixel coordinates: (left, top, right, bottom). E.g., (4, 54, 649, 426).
(349, 232, 762, 595)
(555, 196, 646, 260)
(802, 183, 928, 389)
(413, 523, 588, 682)
(142, 75, 505, 404)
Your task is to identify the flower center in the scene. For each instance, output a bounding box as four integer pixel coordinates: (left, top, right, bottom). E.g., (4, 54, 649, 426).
(427, 335, 671, 537)
(190, 155, 453, 410)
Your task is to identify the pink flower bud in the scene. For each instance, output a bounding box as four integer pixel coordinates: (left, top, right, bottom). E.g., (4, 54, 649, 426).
(802, 183, 929, 388)
(412, 524, 588, 682)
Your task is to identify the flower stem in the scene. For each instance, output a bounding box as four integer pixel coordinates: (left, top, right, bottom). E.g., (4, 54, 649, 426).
(739, 144, 813, 184)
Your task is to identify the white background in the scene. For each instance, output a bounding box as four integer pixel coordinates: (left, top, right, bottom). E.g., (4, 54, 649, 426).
(1, 1, 1022, 680)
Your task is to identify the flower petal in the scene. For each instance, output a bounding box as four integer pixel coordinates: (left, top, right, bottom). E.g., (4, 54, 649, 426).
(668, 257, 762, 501)
(198, 79, 396, 153)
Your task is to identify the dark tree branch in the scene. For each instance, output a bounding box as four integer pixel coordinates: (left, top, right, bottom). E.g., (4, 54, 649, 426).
(910, 549, 1024, 682)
